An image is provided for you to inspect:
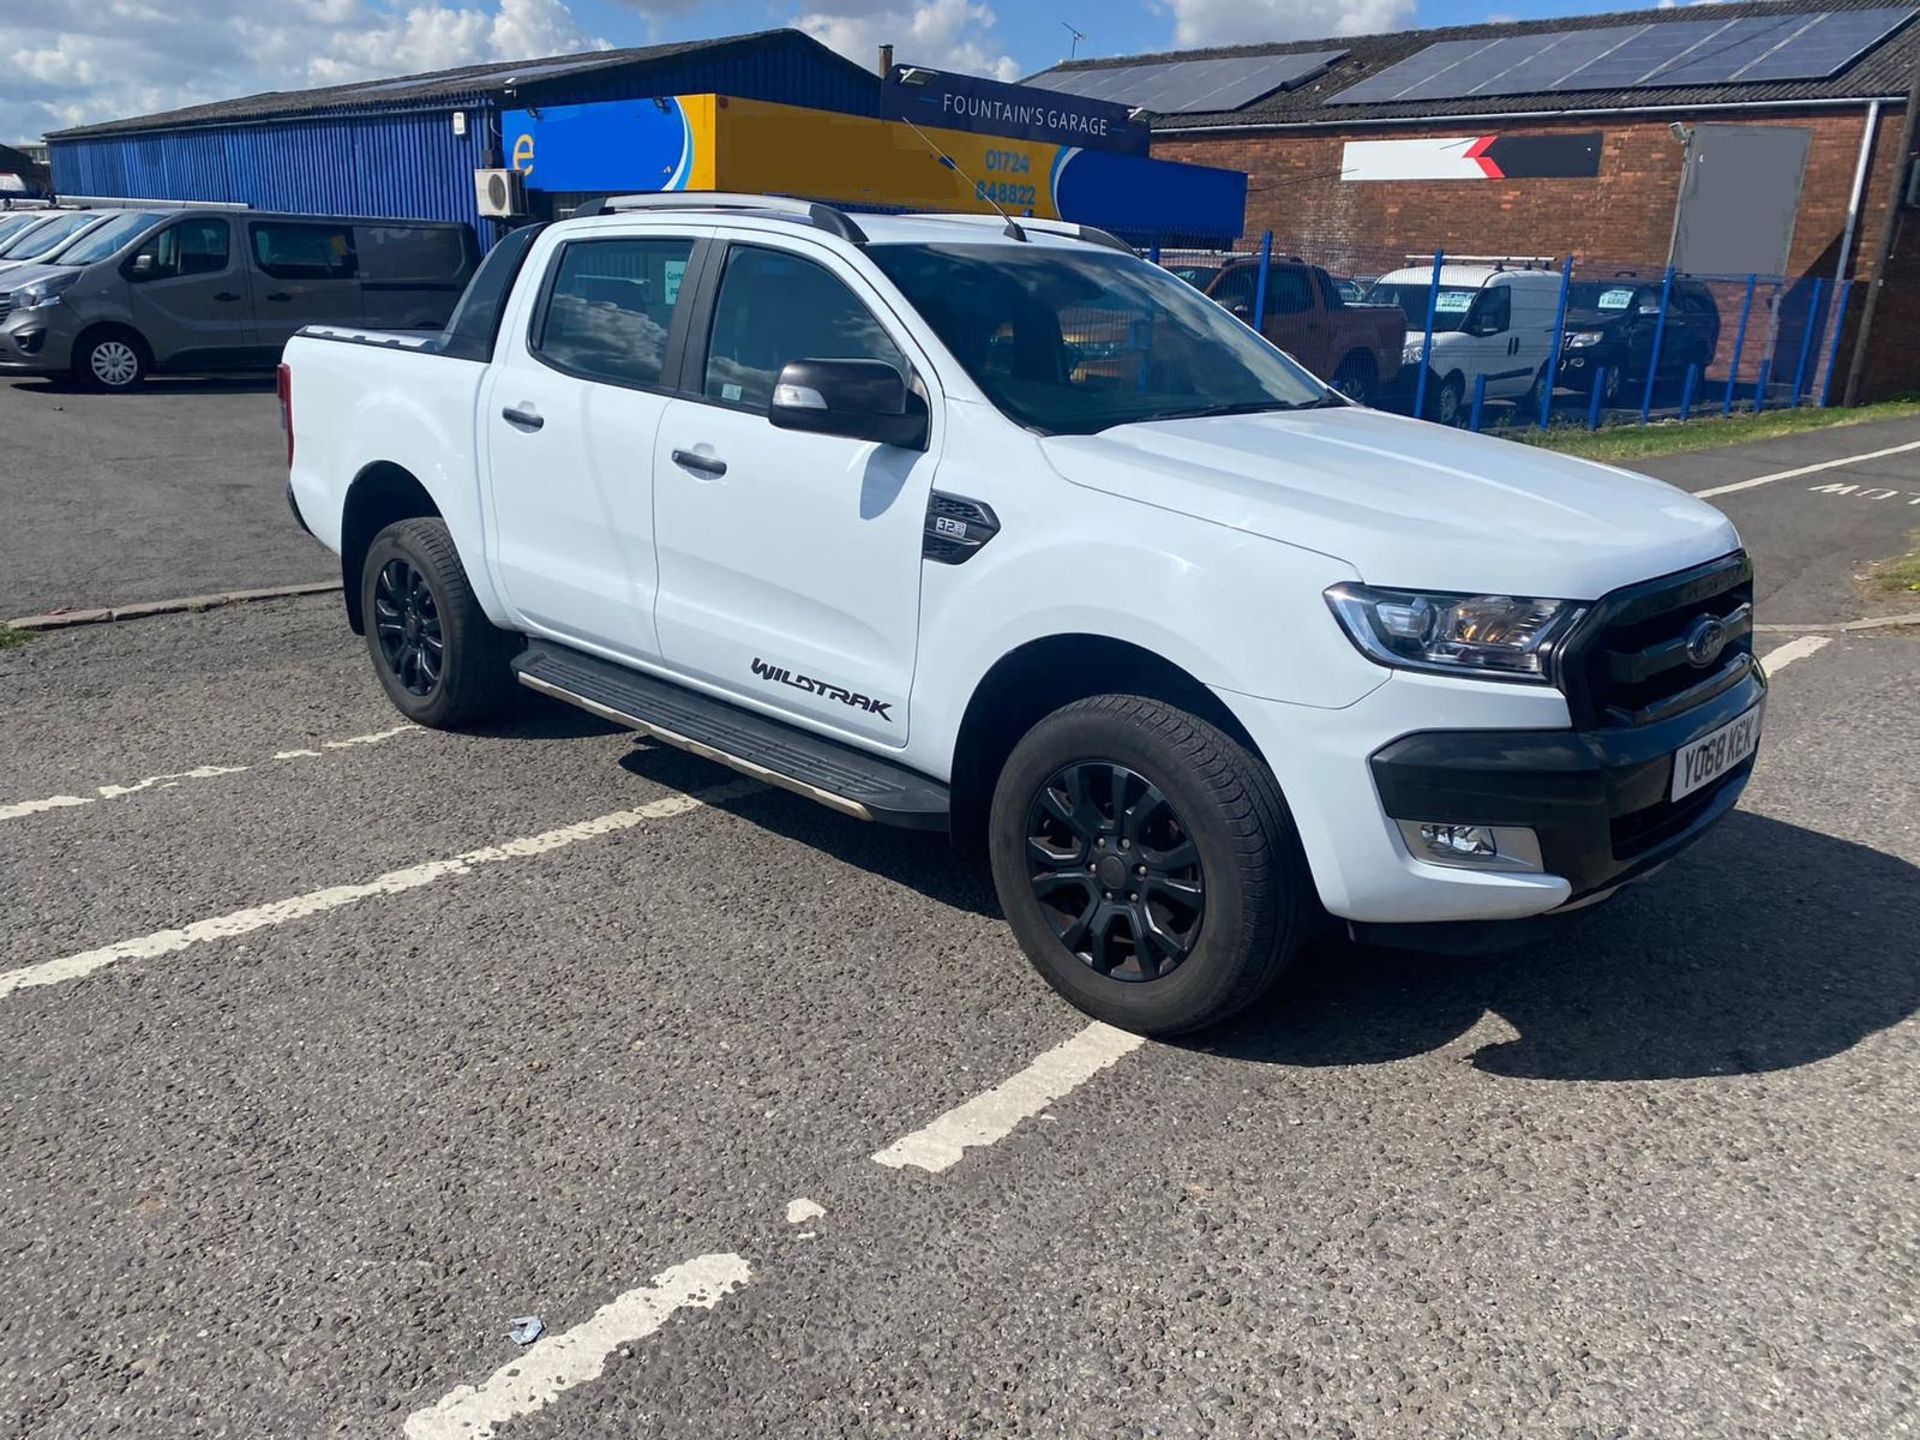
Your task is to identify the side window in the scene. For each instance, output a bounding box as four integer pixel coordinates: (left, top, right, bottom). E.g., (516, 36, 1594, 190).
(703, 246, 905, 412)
(1267, 266, 1313, 316)
(1317, 270, 1345, 310)
(532, 236, 695, 389)
(130, 218, 230, 281)
(250, 222, 358, 281)
(357, 226, 473, 284)
(1472, 285, 1511, 334)
(1207, 268, 1256, 312)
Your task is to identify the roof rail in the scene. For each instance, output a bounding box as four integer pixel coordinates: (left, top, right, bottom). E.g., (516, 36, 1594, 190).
(903, 213, 1133, 253)
(575, 192, 867, 243)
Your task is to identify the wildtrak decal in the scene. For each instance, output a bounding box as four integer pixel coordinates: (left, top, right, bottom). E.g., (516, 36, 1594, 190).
(751, 659, 894, 721)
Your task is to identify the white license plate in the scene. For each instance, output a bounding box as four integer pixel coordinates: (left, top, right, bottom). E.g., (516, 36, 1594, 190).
(1670, 704, 1762, 801)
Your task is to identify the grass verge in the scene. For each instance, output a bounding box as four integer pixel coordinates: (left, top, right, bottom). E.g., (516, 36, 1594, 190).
(1511, 396, 1920, 463)
(0, 624, 31, 651)
(1865, 545, 1920, 599)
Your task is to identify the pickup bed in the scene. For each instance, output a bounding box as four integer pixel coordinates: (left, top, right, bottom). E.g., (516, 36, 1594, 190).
(283, 195, 1760, 1036)
(1197, 259, 1405, 405)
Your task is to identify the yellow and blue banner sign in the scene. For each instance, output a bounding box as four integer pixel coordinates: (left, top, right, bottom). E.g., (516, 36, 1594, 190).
(502, 95, 1245, 241)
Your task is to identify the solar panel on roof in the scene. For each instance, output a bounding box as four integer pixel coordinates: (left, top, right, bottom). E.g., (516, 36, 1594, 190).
(1328, 7, 1916, 103)
(1028, 50, 1348, 113)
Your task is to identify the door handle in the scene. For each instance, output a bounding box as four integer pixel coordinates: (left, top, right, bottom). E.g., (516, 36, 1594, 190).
(265, 291, 292, 302)
(213, 291, 240, 303)
(501, 405, 544, 432)
(672, 448, 727, 477)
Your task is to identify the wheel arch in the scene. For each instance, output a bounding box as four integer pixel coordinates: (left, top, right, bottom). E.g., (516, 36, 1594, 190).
(948, 633, 1269, 853)
(72, 321, 151, 377)
(339, 461, 442, 633)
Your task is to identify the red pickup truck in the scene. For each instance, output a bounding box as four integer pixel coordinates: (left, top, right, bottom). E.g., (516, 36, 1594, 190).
(1182, 259, 1404, 406)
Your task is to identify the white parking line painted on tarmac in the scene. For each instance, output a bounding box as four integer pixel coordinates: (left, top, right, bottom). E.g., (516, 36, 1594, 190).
(403, 1253, 752, 1440)
(873, 1022, 1146, 1173)
(1691, 439, 1920, 500)
(1758, 635, 1831, 675)
(0, 724, 421, 826)
(0, 780, 760, 1000)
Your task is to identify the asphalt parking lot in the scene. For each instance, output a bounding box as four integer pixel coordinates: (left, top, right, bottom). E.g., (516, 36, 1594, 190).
(2, 377, 1917, 1438)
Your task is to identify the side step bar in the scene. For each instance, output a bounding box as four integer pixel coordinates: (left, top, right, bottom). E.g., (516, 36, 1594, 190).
(513, 640, 950, 830)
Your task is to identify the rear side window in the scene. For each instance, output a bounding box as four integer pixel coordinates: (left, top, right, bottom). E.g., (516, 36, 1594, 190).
(703, 246, 905, 412)
(533, 237, 694, 389)
(251, 222, 358, 280)
(356, 226, 473, 284)
(130, 218, 230, 280)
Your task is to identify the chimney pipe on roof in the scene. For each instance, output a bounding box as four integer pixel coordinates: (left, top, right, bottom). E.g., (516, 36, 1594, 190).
(878, 44, 894, 78)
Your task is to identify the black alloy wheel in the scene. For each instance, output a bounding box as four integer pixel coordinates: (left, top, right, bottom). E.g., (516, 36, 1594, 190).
(372, 557, 443, 697)
(1025, 761, 1206, 982)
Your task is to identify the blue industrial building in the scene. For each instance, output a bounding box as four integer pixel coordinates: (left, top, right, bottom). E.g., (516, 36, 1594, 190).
(46, 30, 884, 242)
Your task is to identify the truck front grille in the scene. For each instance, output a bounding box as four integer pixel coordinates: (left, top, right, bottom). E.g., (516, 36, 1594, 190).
(1559, 553, 1755, 728)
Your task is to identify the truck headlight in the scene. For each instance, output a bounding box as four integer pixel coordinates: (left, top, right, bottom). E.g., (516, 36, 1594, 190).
(1563, 330, 1603, 348)
(1324, 583, 1586, 681)
(1401, 343, 1424, 364)
(11, 273, 77, 312)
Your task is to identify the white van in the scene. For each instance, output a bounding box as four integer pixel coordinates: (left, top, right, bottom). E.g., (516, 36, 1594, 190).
(1371, 265, 1563, 426)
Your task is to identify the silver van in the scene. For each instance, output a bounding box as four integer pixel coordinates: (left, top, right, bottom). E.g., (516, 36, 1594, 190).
(0, 208, 479, 389)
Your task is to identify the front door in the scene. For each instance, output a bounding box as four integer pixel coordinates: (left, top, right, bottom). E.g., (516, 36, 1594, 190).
(125, 216, 258, 368)
(482, 231, 704, 659)
(652, 240, 936, 747)
(245, 219, 364, 352)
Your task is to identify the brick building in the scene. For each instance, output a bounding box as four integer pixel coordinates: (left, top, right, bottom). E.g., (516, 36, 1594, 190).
(1031, 0, 1920, 401)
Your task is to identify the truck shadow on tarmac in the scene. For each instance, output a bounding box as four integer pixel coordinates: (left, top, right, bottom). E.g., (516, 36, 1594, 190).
(1209, 811, 1920, 1081)
(619, 735, 1920, 1084)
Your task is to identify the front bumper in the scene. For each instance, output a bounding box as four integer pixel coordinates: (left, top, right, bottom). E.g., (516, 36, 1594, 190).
(0, 312, 73, 372)
(1214, 656, 1763, 927)
(1370, 658, 1762, 903)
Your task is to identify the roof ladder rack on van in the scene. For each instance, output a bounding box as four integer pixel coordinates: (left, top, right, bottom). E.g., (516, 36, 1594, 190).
(1405, 253, 1558, 270)
(571, 192, 868, 245)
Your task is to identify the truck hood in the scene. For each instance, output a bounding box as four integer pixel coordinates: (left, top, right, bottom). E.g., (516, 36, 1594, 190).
(0, 262, 68, 293)
(1039, 405, 1739, 599)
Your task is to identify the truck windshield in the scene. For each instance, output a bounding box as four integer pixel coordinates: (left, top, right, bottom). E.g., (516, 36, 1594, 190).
(1370, 283, 1480, 333)
(869, 242, 1332, 436)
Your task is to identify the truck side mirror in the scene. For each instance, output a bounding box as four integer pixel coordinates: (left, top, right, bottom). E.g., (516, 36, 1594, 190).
(769, 359, 928, 451)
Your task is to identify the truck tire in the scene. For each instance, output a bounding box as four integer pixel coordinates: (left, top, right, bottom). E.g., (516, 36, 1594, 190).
(75, 330, 148, 391)
(360, 517, 519, 729)
(988, 694, 1314, 1035)
(1330, 353, 1376, 406)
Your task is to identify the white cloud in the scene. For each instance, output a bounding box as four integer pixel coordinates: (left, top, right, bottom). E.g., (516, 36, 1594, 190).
(797, 0, 1019, 82)
(0, 0, 609, 141)
(1164, 0, 1417, 49)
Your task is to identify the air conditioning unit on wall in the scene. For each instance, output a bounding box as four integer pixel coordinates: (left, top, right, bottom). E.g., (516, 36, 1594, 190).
(475, 168, 527, 218)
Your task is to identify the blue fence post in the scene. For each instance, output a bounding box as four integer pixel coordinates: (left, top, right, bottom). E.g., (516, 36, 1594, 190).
(1753, 359, 1772, 413)
(1640, 265, 1675, 424)
(1820, 280, 1854, 408)
(1149, 240, 1162, 264)
(1414, 248, 1444, 421)
(1470, 373, 1487, 432)
(1723, 274, 1756, 418)
(1588, 366, 1607, 430)
(1789, 277, 1824, 408)
(1540, 253, 1573, 431)
(1680, 363, 1699, 421)
(1252, 232, 1273, 333)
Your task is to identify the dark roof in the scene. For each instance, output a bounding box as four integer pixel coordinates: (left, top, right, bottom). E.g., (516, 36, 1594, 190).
(0, 142, 48, 183)
(49, 28, 876, 140)
(1030, 0, 1920, 128)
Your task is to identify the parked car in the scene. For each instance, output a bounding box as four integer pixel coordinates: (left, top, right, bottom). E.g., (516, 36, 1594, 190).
(1199, 258, 1405, 404)
(1371, 265, 1563, 425)
(281, 197, 1758, 1036)
(1558, 277, 1721, 406)
(0, 208, 479, 389)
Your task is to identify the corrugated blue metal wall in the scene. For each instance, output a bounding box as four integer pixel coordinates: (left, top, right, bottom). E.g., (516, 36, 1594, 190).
(47, 41, 882, 247)
(52, 109, 493, 235)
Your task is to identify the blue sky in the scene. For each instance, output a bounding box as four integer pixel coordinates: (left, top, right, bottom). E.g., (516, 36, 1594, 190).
(3, 0, 1676, 144)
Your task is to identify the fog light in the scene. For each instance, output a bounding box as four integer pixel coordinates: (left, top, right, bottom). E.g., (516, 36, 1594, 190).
(14, 327, 45, 355)
(1396, 820, 1544, 873)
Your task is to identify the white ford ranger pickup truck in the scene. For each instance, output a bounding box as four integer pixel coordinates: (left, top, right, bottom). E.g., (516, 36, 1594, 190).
(281, 195, 1760, 1035)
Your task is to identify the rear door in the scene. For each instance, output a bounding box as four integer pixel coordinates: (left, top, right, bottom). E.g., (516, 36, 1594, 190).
(1261, 265, 1325, 374)
(481, 228, 705, 659)
(650, 237, 937, 746)
(246, 219, 363, 348)
(124, 216, 258, 368)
